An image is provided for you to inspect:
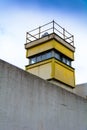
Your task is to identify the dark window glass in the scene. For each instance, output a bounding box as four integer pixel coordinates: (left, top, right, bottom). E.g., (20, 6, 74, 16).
(37, 55, 41, 62)
(62, 57, 66, 64)
(46, 52, 52, 59)
(66, 59, 71, 66)
(30, 57, 36, 64)
(29, 58, 32, 64)
(42, 53, 46, 60)
(55, 52, 60, 60)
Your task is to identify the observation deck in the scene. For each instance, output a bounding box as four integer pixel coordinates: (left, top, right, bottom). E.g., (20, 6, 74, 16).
(25, 20, 74, 47)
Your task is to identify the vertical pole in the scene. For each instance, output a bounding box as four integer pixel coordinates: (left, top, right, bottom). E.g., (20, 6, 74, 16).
(39, 26, 41, 38)
(72, 35, 74, 46)
(53, 20, 54, 33)
(26, 32, 28, 43)
(63, 28, 65, 40)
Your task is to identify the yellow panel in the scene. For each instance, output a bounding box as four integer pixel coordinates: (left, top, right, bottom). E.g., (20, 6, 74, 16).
(26, 58, 75, 87)
(26, 40, 54, 57)
(26, 61, 52, 80)
(54, 60, 75, 87)
(27, 67, 39, 76)
(26, 39, 74, 60)
(53, 40, 74, 60)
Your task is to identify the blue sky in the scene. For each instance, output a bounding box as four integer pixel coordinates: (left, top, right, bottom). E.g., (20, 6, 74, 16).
(1, 0, 87, 13)
(0, 0, 87, 84)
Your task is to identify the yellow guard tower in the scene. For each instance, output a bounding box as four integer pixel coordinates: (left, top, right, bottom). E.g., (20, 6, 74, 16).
(25, 21, 75, 89)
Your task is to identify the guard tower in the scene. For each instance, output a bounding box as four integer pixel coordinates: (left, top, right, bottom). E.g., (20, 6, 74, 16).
(25, 21, 75, 89)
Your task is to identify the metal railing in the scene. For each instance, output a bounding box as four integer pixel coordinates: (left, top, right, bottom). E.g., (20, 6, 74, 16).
(26, 20, 74, 46)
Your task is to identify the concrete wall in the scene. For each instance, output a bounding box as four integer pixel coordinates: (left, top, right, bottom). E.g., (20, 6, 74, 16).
(0, 59, 87, 130)
(74, 83, 87, 98)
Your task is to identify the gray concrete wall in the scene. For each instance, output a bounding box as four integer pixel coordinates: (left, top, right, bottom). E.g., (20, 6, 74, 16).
(0, 59, 87, 130)
(74, 83, 87, 98)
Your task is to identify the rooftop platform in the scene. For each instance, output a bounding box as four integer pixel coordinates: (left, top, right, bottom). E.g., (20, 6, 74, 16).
(25, 20, 74, 46)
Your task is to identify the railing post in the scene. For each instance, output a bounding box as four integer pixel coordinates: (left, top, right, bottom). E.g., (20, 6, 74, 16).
(39, 26, 41, 38)
(26, 32, 28, 43)
(53, 20, 54, 33)
(72, 35, 74, 46)
(63, 28, 65, 40)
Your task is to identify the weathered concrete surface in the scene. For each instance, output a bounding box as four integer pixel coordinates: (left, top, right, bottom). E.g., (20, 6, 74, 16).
(74, 83, 87, 98)
(0, 59, 87, 130)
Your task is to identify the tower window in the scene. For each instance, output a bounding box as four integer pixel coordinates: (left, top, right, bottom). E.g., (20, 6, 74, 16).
(62, 57, 66, 64)
(29, 51, 52, 65)
(42, 53, 46, 60)
(30, 57, 36, 64)
(46, 52, 52, 59)
(29, 50, 72, 67)
(55, 53, 61, 60)
(37, 55, 41, 62)
(54, 50, 72, 67)
(62, 57, 71, 66)
(66, 59, 71, 66)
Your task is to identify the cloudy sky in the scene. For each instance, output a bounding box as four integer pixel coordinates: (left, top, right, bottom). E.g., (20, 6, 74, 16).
(0, 0, 87, 84)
